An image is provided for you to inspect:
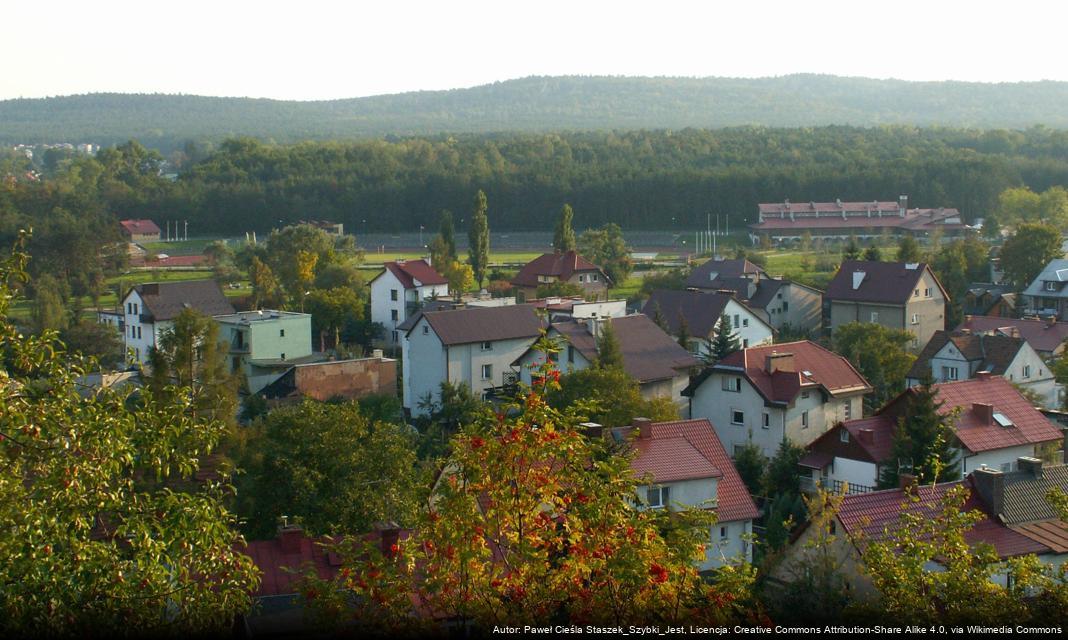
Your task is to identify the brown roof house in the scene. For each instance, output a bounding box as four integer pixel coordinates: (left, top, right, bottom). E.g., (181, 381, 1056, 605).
(798, 374, 1065, 493)
(641, 289, 774, 356)
(684, 258, 823, 334)
(402, 304, 545, 416)
(117, 280, 235, 366)
(511, 251, 610, 301)
(370, 259, 449, 347)
(906, 330, 1060, 409)
(119, 218, 161, 243)
(824, 259, 948, 350)
(514, 314, 699, 413)
(957, 315, 1068, 359)
(684, 340, 872, 458)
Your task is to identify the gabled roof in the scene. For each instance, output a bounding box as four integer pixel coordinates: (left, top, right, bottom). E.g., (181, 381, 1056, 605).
(396, 300, 459, 332)
(907, 330, 1027, 380)
(119, 219, 160, 235)
(241, 528, 343, 597)
(641, 289, 770, 339)
(547, 315, 698, 383)
(806, 415, 897, 465)
(1022, 259, 1068, 299)
(694, 340, 871, 404)
(825, 260, 947, 305)
(511, 251, 608, 288)
(372, 259, 448, 289)
(683, 258, 766, 289)
(836, 482, 1048, 559)
(416, 304, 544, 346)
(128, 280, 235, 322)
(631, 437, 721, 483)
(957, 315, 1068, 354)
(615, 419, 759, 523)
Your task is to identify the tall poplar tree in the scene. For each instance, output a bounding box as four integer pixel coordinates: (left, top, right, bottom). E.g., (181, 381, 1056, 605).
(468, 190, 490, 287)
(439, 209, 457, 261)
(553, 204, 577, 253)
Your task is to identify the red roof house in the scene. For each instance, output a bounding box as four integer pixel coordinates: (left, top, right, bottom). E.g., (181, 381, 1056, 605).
(511, 251, 610, 300)
(119, 219, 161, 242)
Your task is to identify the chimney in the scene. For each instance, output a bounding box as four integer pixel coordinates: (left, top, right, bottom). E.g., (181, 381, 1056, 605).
(372, 348, 384, 359)
(975, 370, 993, 381)
(766, 351, 796, 374)
(852, 271, 866, 290)
(633, 417, 652, 439)
(973, 402, 994, 425)
(1017, 456, 1043, 479)
(1047, 316, 1057, 328)
(899, 195, 908, 216)
(857, 429, 874, 446)
(373, 521, 402, 556)
(972, 467, 1005, 516)
(580, 422, 605, 439)
(899, 473, 917, 490)
(278, 524, 304, 554)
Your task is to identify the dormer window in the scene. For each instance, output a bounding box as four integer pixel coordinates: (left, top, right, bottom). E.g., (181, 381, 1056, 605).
(840, 430, 849, 443)
(1046, 281, 1059, 292)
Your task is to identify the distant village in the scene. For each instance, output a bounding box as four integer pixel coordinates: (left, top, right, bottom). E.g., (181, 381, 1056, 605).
(81, 195, 1068, 633)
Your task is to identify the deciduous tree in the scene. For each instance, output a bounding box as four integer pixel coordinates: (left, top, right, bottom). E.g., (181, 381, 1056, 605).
(999, 222, 1062, 287)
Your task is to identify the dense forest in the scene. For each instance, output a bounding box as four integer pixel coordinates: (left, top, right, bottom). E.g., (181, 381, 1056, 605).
(6, 75, 1068, 150)
(6, 126, 1068, 235)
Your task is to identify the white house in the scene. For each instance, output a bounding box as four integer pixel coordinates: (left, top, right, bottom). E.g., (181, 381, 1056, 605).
(1021, 258, 1068, 320)
(906, 330, 1061, 409)
(684, 340, 872, 459)
(402, 304, 544, 416)
(513, 314, 699, 413)
(370, 259, 449, 347)
(641, 289, 773, 356)
(118, 281, 236, 365)
(612, 418, 760, 570)
(799, 374, 1065, 492)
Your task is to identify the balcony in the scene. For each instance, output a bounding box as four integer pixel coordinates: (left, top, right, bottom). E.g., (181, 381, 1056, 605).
(800, 476, 875, 495)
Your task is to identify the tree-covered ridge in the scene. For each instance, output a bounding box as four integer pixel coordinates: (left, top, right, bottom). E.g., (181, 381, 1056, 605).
(7, 75, 1068, 149)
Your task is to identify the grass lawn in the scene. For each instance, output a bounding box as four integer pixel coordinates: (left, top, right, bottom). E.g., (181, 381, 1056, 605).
(608, 273, 645, 301)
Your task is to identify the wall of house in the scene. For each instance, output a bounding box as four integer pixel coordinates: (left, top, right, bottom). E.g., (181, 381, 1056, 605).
(565, 271, 609, 300)
(960, 443, 1037, 475)
(1004, 347, 1059, 409)
(403, 317, 448, 414)
(288, 358, 397, 403)
(122, 290, 159, 365)
(832, 457, 879, 490)
(445, 336, 535, 400)
(690, 371, 785, 458)
(780, 283, 823, 334)
(722, 300, 775, 348)
(783, 391, 842, 448)
(903, 270, 947, 349)
(370, 270, 405, 345)
(569, 300, 628, 320)
(705, 519, 753, 569)
(829, 300, 905, 336)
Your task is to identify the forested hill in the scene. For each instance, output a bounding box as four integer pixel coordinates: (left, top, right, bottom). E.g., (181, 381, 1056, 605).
(6, 75, 1068, 150)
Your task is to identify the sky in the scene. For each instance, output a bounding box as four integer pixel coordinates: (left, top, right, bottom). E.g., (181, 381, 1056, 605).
(4, 0, 1067, 101)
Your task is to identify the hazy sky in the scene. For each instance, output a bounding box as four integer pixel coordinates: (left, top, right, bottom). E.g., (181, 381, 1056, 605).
(4, 0, 1066, 101)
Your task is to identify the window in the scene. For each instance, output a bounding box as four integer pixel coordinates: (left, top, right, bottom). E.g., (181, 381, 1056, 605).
(232, 356, 240, 372)
(840, 429, 850, 443)
(924, 288, 931, 297)
(914, 288, 920, 297)
(722, 377, 742, 392)
(742, 318, 749, 327)
(762, 412, 770, 429)
(942, 366, 959, 380)
(578, 274, 585, 283)
(480, 341, 493, 351)
(801, 391, 810, 399)
(743, 338, 749, 348)
(733, 314, 740, 329)
(481, 364, 493, 380)
(390, 289, 398, 301)
(844, 401, 852, 420)
(567, 345, 574, 363)
(281, 353, 286, 360)
(801, 410, 809, 429)
(719, 526, 728, 540)
(911, 313, 919, 325)
(126, 302, 132, 314)
(279, 329, 285, 337)
(1047, 281, 1058, 292)
(1023, 365, 1031, 379)
(646, 486, 670, 508)
(136, 326, 142, 339)
(591, 274, 599, 282)
(782, 300, 789, 312)
(731, 410, 744, 425)
(870, 312, 879, 322)
(391, 309, 399, 321)
(422, 325, 429, 335)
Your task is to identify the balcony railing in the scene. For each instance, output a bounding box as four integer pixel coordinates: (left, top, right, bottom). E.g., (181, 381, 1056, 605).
(800, 476, 875, 495)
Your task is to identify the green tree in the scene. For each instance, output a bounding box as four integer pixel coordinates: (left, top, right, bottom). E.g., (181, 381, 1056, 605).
(298, 348, 757, 632)
(676, 312, 691, 351)
(0, 237, 258, 636)
(651, 301, 668, 331)
(896, 235, 922, 263)
(414, 381, 494, 459)
(765, 439, 805, 498)
(30, 273, 68, 333)
(862, 243, 881, 261)
(234, 400, 422, 539)
(304, 286, 364, 351)
(553, 203, 577, 253)
(579, 222, 632, 284)
(60, 318, 124, 368)
(249, 255, 285, 309)
(999, 222, 1062, 287)
(639, 267, 690, 298)
(550, 364, 679, 428)
(535, 280, 583, 299)
(703, 311, 740, 364)
(438, 209, 457, 261)
(833, 322, 916, 411)
(732, 441, 765, 496)
(842, 238, 861, 261)
(878, 370, 960, 488)
(468, 190, 490, 287)
(595, 320, 624, 369)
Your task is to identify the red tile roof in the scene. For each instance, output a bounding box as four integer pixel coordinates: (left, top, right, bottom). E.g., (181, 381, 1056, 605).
(241, 528, 343, 597)
(631, 437, 722, 483)
(836, 482, 1049, 559)
(825, 260, 948, 305)
(758, 201, 901, 215)
(511, 251, 608, 288)
(842, 415, 897, 463)
(374, 259, 447, 289)
(619, 419, 759, 523)
(713, 340, 871, 404)
(929, 376, 1063, 454)
(957, 315, 1068, 355)
(547, 315, 698, 383)
(119, 219, 160, 236)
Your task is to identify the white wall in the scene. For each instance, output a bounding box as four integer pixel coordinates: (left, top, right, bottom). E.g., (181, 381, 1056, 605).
(706, 519, 754, 569)
(445, 335, 535, 399)
(690, 370, 784, 458)
(960, 443, 1037, 475)
(570, 299, 628, 320)
(722, 300, 774, 349)
(831, 457, 879, 490)
(370, 270, 406, 346)
(402, 316, 448, 413)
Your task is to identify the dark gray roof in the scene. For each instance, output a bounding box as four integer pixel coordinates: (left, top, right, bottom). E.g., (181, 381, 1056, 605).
(825, 260, 948, 305)
(418, 304, 544, 346)
(550, 315, 699, 383)
(640, 289, 732, 338)
(1000, 465, 1068, 525)
(132, 280, 235, 322)
(684, 258, 765, 289)
(907, 331, 1026, 380)
(396, 300, 458, 332)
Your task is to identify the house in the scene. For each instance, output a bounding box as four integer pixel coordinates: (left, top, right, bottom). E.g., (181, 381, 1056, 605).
(799, 374, 1065, 492)
(957, 314, 1068, 359)
(684, 258, 822, 334)
(748, 196, 972, 245)
(962, 283, 1017, 318)
(823, 259, 948, 349)
(611, 418, 760, 569)
(119, 280, 236, 365)
(510, 251, 610, 301)
(256, 355, 397, 407)
(776, 464, 1068, 599)
(514, 315, 699, 411)
(684, 341, 872, 458)
(906, 330, 1060, 409)
(1022, 259, 1068, 319)
(640, 289, 773, 355)
(402, 304, 544, 416)
(370, 259, 449, 347)
(119, 218, 161, 243)
(214, 310, 316, 394)
(527, 296, 628, 323)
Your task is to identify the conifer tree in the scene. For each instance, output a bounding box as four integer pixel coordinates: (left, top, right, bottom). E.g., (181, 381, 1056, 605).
(439, 209, 457, 261)
(651, 301, 668, 331)
(879, 370, 959, 488)
(896, 235, 922, 263)
(595, 320, 624, 369)
(553, 204, 577, 253)
(863, 243, 881, 261)
(468, 190, 490, 287)
(706, 311, 741, 364)
(676, 312, 691, 351)
(842, 237, 861, 261)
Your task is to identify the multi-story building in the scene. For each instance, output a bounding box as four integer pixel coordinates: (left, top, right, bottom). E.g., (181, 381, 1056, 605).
(641, 289, 774, 355)
(213, 310, 315, 394)
(369, 259, 449, 347)
(684, 258, 822, 334)
(1021, 259, 1068, 320)
(119, 280, 236, 365)
(510, 251, 610, 301)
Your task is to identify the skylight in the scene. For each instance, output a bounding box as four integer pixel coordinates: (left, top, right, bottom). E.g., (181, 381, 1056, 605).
(992, 413, 1014, 427)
